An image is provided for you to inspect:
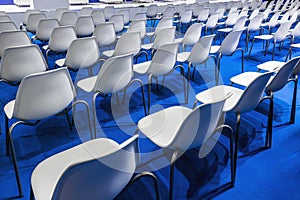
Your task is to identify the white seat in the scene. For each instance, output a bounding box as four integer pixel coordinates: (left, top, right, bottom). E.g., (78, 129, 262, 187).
(79, 6, 93, 16)
(93, 22, 116, 48)
(20, 9, 40, 29)
(175, 23, 203, 52)
(26, 13, 47, 34)
(119, 9, 130, 25)
(109, 14, 124, 33)
(74, 16, 95, 37)
(245, 14, 264, 51)
(104, 6, 115, 21)
(54, 7, 68, 22)
(32, 19, 59, 43)
(175, 9, 193, 31)
(146, 17, 173, 38)
(0, 15, 12, 23)
(203, 13, 219, 35)
(127, 19, 146, 40)
(260, 11, 281, 34)
(91, 10, 105, 26)
(217, 16, 247, 40)
(0, 21, 18, 33)
(59, 11, 78, 26)
(196, 8, 209, 22)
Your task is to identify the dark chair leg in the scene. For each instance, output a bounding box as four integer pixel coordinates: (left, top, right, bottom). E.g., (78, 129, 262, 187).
(290, 77, 298, 124)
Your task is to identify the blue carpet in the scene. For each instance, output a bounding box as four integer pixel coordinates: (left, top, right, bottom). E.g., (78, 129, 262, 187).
(1, 19, 300, 200)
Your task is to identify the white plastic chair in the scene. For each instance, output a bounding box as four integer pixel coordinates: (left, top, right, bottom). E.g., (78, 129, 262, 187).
(74, 16, 95, 37)
(91, 10, 106, 26)
(55, 7, 69, 22)
(104, 6, 115, 21)
(32, 19, 59, 43)
(55, 37, 100, 76)
(217, 16, 247, 40)
(20, 9, 40, 29)
(59, 11, 78, 26)
(137, 94, 232, 200)
(162, 6, 174, 18)
(0, 15, 12, 23)
(30, 135, 160, 200)
(109, 14, 124, 33)
(127, 19, 146, 40)
(133, 13, 147, 21)
(197, 8, 209, 22)
(245, 14, 264, 51)
(0, 21, 18, 33)
(203, 13, 219, 35)
(146, 17, 173, 39)
(93, 22, 116, 49)
(260, 11, 281, 34)
(119, 9, 130, 25)
(26, 13, 47, 34)
(217, 11, 239, 28)
(175, 9, 193, 31)
(79, 6, 93, 16)
(194, 71, 273, 186)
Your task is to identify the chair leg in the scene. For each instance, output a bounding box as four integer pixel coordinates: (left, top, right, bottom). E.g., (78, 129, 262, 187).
(233, 113, 241, 185)
(169, 150, 179, 200)
(266, 93, 274, 148)
(248, 38, 255, 59)
(290, 77, 298, 124)
(285, 46, 292, 61)
(271, 42, 276, 60)
(148, 75, 153, 115)
(5, 115, 9, 156)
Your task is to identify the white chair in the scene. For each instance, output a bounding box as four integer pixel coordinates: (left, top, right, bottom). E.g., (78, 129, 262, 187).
(146, 17, 173, 39)
(260, 11, 281, 34)
(203, 13, 219, 35)
(134, 43, 186, 113)
(196, 8, 209, 22)
(74, 16, 95, 37)
(137, 94, 232, 200)
(288, 22, 300, 44)
(54, 7, 68, 22)
(26, 13, 47, 34)
(79, 6, 93, 16)
(30, 135, 160, 200)
(133, 13, 147, 21)
(43, 26, 77, 65)
(210, 30, 244, 83)
(76, 53, 147, 132)
(0, 30, 31, 59)
(245, 14, 264, 52)
(119, 9, 130, 25)
(104, 6, 115, 21)
(248, 21, 292, 60)
(91, 10, 106, 26)
(0, 15, 12, 23)
(32, 19, 59, 43)
(20, 9, 40, 29)
(162, 6, 174, 18)
(194, 71, 273, 186)
(59, 11, 78, 26)
(4, 68, 85, 198)
(175, 9, 193, 32)
(217, 16, 248, 41)
(217, 11, 239, 28)
(55, 37, 100, 77)
(127, 19, 146, 41)
(146, 4, 158, 20)
(109, 14, 124, 33)
(93, 22, 116, 49)
(0, 22, 18, 33)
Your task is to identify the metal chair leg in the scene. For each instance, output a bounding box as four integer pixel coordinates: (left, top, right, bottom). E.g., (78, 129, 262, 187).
(148, 75, 153, 115)
(233, 113, 241, 184)
(248, 38, 255, 59)
(290, 77, 298, 124)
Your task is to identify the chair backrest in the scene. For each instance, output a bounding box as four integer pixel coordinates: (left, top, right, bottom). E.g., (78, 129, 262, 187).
(232, 72, 273, 113)
(95, 53, 133, 94)
(48, 26, 77, 53)
(93, 22, 116, 47)
(55, 7, 68, 21)
(31, 136, 138, 200)
(59, 11, 78, 26)
(249, 9, 259, 21)
(232, 16, 247, 31)
(26, 13, 47, 33)
(152, 27, 175, 50)
(0, 22, 17, 33)
(238, 10, 248, 19)
(291, 22, 300, 38)
(188, 34, 215, 64)
(291, 56, 300, 76)
(147, 42, 178, 76)
(225, 11, 239, 26)
(91, 10, 105, 26)
(182, 23, 202, 46)
(280, 11, 290, 23)
(119, 9, 130, 25)
(79, 7, 93, 16)
(134, 13, 147, 21)
(113, 31, 141, 57)
(180, 9, 193, 23)
(0, 30, 31, 58)
(266, 56, 299, 92)
(147, 4, 157, 18)
(219, 30, 243, 55)
(104, 6, 115, 21)
(109, 14, 124, 33)
(248, 14, 264, 31)
(273, 21, 292, 42)
(290, 11, 299, 24)
(75, 16, 95, 37)
(35, 19, 59, 42)
(13, 67, 75, 120)
(169, 95, 228, 153)
(206, 13, 219, 29)
(268, 12, 281, 27)
(64, 37, 100, 70)
(22, 9, 40, 25)
(0, 44, 47, 82)
(155, 17, 173, 35)
(127, 19, 146, 39)
(197, 8, 209, 22)
(163, 6, 174, 18)
(0, 15, 12, 23)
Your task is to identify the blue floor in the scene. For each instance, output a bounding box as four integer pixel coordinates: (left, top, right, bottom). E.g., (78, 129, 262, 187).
(1, 20, 300, 200)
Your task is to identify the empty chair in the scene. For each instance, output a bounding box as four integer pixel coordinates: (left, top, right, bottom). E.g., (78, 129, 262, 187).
(137, 95, 232, 200)
(175, 9, 193, 31)
(4, 67, 79, 197)
(162, 6, 174, 18)
(43, 26, 77, 64)
(104, 6, 115, 21)
(0, 30, 31, 59)
(196, 8, 209, 22)
(127, 19, 146, 41)
(133, 12, 147, 21)
(32, 18, 59, 43)
(146, 17, 173, 38)
(59, 11, 78, 26)
(26, 13, 47, 34)
(74, 16, 95, 37)
(109, 14, 124, 33)
(20, 9, 40, 29)
(55, 7, 69, 21)
(249, 9, 260, 21)
(119, 9, 130, 25)
(0, 15, 12, 23)
(79, 6, 93, 16)
(91, 9, 105, 26)
(146, 4, 158, 20)
(55, 37, 100, 76)
(289, 22, 300, 44)
(217, 16, 247, 40)
(217, 11, 239, 28)
(31, 135, 160, 200)
(245, 14, 264, 51)
(175, 23, 203, 52)
(93, 22, 116, 49)
(203, 13, 219, 35)
(260, 11, 281, 34)
(0, 21, 18, 33)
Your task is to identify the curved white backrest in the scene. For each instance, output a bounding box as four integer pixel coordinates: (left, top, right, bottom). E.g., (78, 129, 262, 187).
(155, 17, 173, 35)
(93, 22, 116, 47)
(263, 8, 271, 20)
(215, 7, 225, 19)
(280, 11, 290, 22)
(0, 22, 17, 33)
(48, 26, 77, 53)
(180, 9, 193, 23)
(91, 10, 105, 26)
(163, 6, 174, 18)
(0, 11, 6, 16)
(182, 23, 202, 46)
(290, 11, 299, 23)
(119, 9, 130, 25)
(225, 11, 239, 26)
(274, 21, 292, 42)
(55, 7, 69, 21)
(26, 13, 47, 33)
(95, 53, 133, 94)
(206, 13, 219, 29)
(79, 7, 93, 17)
(219, 30, 243, 56)
(128, 19, 146, 39)
(59, 11, 78, 26)
(0, 44, 47, 82)
(197, 8, 209, 21)
(0, 15, 12, 23)
(248, 14, 264, 31)
(13, 67, 75, 120)
(113, 31, 141, 57)
(249, 9, 259, 21)
(31, 136, 138, 200)
(104, 6, 115, 21)
(35, 19, 59, 41)
(232, 16, 247, 31)
(133, 13, 147, 21)
(291, 22, 300, 38)
(188, 34, 215, 64)
(0, 30, 31, 58)
(266, 56, 299, 92)
(109, 14, 124, 33)
(232, 72, 273, 113)
(64, 37, 100, 70)
(268, 12, 281, 27)
(169, 95, 228, 152)
(22, 9, 40, 25)
(152, 27, 175, 50)
(75, 16, 95, 37)
(147, 4, 157, 18)
(147, 42, 178, 76)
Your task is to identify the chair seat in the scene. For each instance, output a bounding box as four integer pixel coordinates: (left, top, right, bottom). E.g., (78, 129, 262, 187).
(55, 58, 65, 67)
(146, 32, 155, 37)
(217, 27, 233, 33)
(230, 72, 274, 88)
(141, 43, 153, 50)
(31, 138, 120, 200)
(133, 61, 151, 74)
(290, 43, 300, 48)
(195, 85, 243, 112)
(210, 45, 221, 54)
(174, 37, 183, 44)
(138, 106, 192, 147)
(254, 34, 273, 40)
(76, 76, 97, 92)
(257, 60, 285, 71)
(102, 50, 114, 58)
(4, 100, 15, 119)
(177, 52, 190, 63)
